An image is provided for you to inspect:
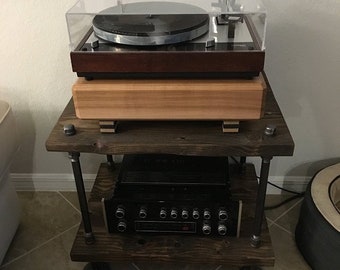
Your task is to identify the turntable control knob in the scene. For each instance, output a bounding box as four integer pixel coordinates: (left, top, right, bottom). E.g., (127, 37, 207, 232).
(160, 208, 167, 219)
(203, 209, 211, 220)
(218, 209, 228, 221)
(218, 224, 227, 236)
(115, 206, 125, 219)
(117, 221, 127, 232)
(202, 222, 211, 235)
(192, 209, 200, 220)
(139, 207, 147, 219)
(170, 208, 178, 219)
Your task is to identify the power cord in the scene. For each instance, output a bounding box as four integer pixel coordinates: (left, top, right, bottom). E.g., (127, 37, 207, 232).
(264, 192, 304, 210)
(267, 181, 301, 195)
(263, 177, 305, 210)
(229, 156, 305, 210)
(259, 177, 305, 210)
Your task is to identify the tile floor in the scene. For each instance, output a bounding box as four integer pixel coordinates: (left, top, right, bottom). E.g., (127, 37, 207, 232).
(0, 192, 311, 270)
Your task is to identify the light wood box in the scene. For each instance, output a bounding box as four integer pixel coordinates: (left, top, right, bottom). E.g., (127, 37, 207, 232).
(72, 77, 266, 120)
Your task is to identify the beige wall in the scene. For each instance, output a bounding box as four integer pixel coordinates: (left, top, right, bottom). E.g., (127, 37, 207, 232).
(258, 0, 340, 179)
(0, 0, 339, 190)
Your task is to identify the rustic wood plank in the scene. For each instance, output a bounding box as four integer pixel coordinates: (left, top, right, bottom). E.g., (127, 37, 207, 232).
(45, 73, 294, 156)
(44, 73, 291, 267)
(71, 163, 274, 266)
(71, 228, 273, 266)
(45, 85, 294, 157)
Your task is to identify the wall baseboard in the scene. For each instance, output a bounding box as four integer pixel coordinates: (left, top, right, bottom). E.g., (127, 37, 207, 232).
(11, 173, 97, 192)
(265, 176, 310, 194)
(11, 173, 311, 194)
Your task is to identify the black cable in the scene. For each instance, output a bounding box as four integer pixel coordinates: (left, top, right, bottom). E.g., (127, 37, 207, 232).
(256, 176, 306, 210)
(264, 192, 305, 210)
(255, 174, 304, 196)
(230, 156, 306, 209)
(267, 181, 302, 195)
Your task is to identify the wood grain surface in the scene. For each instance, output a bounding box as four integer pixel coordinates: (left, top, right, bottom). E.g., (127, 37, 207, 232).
(72, 77, 266, 120)
(46, 78, 294, 157)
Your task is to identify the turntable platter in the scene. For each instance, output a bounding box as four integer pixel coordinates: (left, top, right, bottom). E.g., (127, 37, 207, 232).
(92, 2, 209, 46)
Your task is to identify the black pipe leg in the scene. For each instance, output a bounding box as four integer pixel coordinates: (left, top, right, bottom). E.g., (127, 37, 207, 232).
(106, 155, 115, 169)
(240, 156, 247, 165)
(239, 156, 247, 174)
(69, 152, 95, 244)
(251, 156, 272, 247)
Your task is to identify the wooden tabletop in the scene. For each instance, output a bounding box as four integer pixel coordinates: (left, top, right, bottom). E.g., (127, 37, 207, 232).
(46, 81, 294, 157)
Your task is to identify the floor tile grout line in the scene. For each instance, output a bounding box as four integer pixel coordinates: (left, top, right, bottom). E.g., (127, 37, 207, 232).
(267, 217, 275, 227)
(271, 198, 303, 224)
(0, 223, 80, 269)
(57, 191, 81, 215)
(270, 221, 293, 236)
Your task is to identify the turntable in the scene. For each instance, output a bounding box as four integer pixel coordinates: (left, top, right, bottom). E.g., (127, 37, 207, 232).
(66, 0, 267, 79)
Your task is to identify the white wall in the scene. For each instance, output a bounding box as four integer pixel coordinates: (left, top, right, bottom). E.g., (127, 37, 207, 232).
(258, 0, 340, 191)
(0, 0, 339, 191)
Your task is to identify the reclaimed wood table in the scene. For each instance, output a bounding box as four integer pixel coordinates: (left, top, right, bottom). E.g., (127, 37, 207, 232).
(46, 76, 294, 269)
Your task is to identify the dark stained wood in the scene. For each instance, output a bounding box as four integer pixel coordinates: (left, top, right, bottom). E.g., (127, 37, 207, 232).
(45, 75, 293, 267)
(71, 51, 264, 74)
(88, 163, 119, 202)
(45, 80, 294, 157)
(71, 227, 273, 266)
(70, 163, 274, 267)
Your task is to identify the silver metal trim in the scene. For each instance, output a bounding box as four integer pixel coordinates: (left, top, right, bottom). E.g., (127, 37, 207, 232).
(93, 22, 209, 46)
(237, 200, 243, 238)
(101, 198, 109, 231)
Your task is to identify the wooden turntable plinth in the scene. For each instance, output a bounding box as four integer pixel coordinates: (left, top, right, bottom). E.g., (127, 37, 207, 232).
(72, 77, 266, 128)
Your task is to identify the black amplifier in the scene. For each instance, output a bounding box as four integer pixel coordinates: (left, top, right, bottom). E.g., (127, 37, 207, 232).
(103, 195, 242, 236)
(116, 154, 231, 188)
(102, 155, 242, 237)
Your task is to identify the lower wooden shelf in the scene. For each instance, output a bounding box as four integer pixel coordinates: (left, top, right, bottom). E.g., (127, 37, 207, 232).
(70, 163, 274, 267)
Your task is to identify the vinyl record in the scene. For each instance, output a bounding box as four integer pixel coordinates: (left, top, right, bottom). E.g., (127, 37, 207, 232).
(92, 2, 209, 46)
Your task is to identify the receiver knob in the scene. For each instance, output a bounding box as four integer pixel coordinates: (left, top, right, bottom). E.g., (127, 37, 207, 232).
(203, 209, 211, 220)
(115, 206, 125, 219)
(117, 221, 127, 232)
(192, 209, 200, 220)
(218, 224, 227, 235)
(160, 208, 167, 219)
(139, 207, 147, 219)
(170, 208, 178, 219)
(181, 209, 189, 219)
(202, 222, 211, 235)
(218, 209, 228, 221)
